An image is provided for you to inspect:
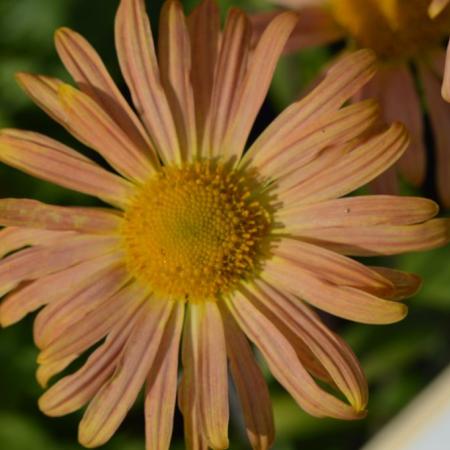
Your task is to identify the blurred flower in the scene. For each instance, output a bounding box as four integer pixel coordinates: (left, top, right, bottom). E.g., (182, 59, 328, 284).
(0, 0, 449, 449)
(253, 0, 450, 206)
(430, 0, 450, 17)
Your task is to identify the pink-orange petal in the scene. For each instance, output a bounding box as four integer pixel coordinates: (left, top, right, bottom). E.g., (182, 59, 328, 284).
(226, 290, 365, 420)
(294, 218, 450, 256)
(220, 11, 299, 160)
(206, 8, 251, 158)
(251, 5, 343, 53)
(178, 376, 208, 450)
(0, 234, 119, 300)
(54, 27, 159, 167)
(221, 307, 275, 450)
(57, 83, 156, 182)
(187, 0, 220, 149)
(37, 281, 145, 387)
(379, 66, 426, 187)
(279, 196, 439, 231)
(250, 99, 379, 183)
(145, 301, 184, 450)
(179, 317, 208, 450)
(429, 0, 450, 18)
(187, 302, 229, 450)
(0, 252, 122, 328)
(0, 198, 121, 233)
(251, 280, 368, 412)
(280, 122, 409, 206)
(263, 257, 408, 324)
(243, 50, 376, 164)
(271, 238, 394, 296)
(15, 73, 67, 124)
(158, 0, 197, 161)
(369, 267, 422, 301)
(115, 0, 181, 164)
(78, 298, 174, 448)
(0, 129, 134, 208)
(443, 40, 450, 101)
(38, 293, 147, 413)
(34, 264, 130, 352)
(0, 227, 72, 259)
(419, 61, 450, 207)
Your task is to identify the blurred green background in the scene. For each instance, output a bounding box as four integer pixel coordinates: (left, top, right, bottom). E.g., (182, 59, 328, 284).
(0, 0, 449, 449)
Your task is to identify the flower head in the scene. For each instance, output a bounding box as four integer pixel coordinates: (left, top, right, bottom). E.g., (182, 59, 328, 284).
(0, 0, 449, 449)
(253, 0, 450, 206)
(329, 0, 450, 59)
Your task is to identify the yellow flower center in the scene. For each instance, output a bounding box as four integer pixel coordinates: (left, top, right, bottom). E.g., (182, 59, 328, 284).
(121, 161, 272, 302)
(328, 0, 450, 60)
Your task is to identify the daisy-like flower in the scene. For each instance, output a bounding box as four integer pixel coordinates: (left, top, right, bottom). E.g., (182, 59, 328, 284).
(252, 0, 450, 206)
(0, 0, 449, 449)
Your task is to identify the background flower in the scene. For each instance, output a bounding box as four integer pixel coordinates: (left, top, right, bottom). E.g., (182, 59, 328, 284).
(252, 0, 450, 207)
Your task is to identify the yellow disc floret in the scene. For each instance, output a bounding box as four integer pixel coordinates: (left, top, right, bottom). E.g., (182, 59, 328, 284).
(121, 161, 272, 302)
(328, 0, 450, 60)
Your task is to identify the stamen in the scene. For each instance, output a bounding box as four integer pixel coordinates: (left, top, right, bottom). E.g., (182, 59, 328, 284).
(121, 161, 272, 302)
(329, 0, 450, 59)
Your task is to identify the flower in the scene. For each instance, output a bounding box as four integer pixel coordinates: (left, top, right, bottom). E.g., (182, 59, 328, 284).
(252, 0, 450, 207)
(430, 0, 450, 17)
(0, 0, 449, 449)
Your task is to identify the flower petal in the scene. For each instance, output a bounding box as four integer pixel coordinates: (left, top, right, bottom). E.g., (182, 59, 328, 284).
(221, 307, 275, 450)
(250, 99, 379, 183)
(379, 66, 426, 187)
(0, 234, 119, 299)
(0, 198, 121, 233)
(54, 27, 158, 165)
(294, 218, 450, 256)
(243, 50, 376, 165)
(158, 0, 197, 161)
(251, 7, 343, 54)
(220, 11, 299, 160)
(185, 302, 229, 450)
(419, 61, 450, 207)
(226, 289, 365, 419)
(78, 297, 174, 448)
(429, 0, 450, 18)
(57, 83, 156, 182)
(0, 252, 122, 327)
(279, 122, 409, 206)
(115, 0, 181, 163)
(369, 267, 422, 301)
(442, 39, 450, 101)
(274, 143, 348, 195)
(271, 238, 394, 296)
(263, 257, 408, 324)
(37, 281, 145, 387)
(16, 74, 155, 182)
(187, 0, 220, 148)
(0, 129, 134, 208)
(272, 0, 328, 7)
(179, 317, 208, 450)
(15, 73, 66, 123)
(206, 8, 251, 158)
(38, 291, 147, 415)
(279, 196, 439, 231)
(0, 227, 72, 259)
(178, 374, 208, 450)
(34, 264, 130, 351)
(145, 301, 184, 450)
(369, 166, 399, 196)
(250, 280, 368, 412)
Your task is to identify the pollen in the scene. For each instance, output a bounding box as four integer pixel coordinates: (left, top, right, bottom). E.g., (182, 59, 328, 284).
(328, 0, 450, 59)
(121, 161, 272, 302)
